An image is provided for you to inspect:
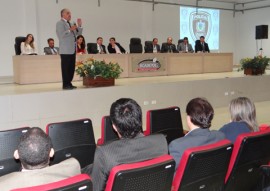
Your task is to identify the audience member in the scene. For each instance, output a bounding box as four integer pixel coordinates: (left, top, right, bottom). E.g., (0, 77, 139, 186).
(0, 127, 81, 191)
(20, 34, 38, 55)
(145, 38, 161, 53)
(76, 35, 86, 54)
(88, 37, 107, 54)
(44, 38, 59, 55)
(169, 97, 225, 171)
(177, 37, 194, 53)
(219, 97, 259, 143)
(82, 98, 168, 191)
(161, 37, 178, 53)
(195, 36, 210, 53)
(107, 37, 126, 54)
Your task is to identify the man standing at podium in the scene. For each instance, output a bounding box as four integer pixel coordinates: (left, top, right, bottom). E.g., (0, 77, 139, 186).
(56, 9, 83, 90)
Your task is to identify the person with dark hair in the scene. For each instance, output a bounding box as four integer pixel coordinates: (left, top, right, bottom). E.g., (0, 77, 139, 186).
(0, 127, 81, 191)
(76, 35, 86, 54)
(161, 37, 178, 53)
(88, 37, 107, 54)
(44, 38, 59, 55)
(107, 37, 126, 54)
(83, 98, 168, 191)
(177, 37, 194, 53)
(195, 36, 210, 53)
(145, 38, 161, 53)
(169, 97, 225, 171)
(20, 34, 38, 55)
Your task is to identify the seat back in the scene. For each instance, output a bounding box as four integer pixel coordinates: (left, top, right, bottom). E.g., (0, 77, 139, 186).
(14, 37, 26, 55)
(105, 155, 175, 191)
(0, 127, 29, 176)
(97, 116, 119, 146)
(225, 130, 270, 191)
(145, 106, 184, 144)
(178, 39, 184, 45)
(11, 174, 92, 191)
(46, 119, 96, 168)
(87, 43, 97, 54)
(144, 40, 152, 53)
(172, 140, 233, 191)
(129, 38, 143, 53)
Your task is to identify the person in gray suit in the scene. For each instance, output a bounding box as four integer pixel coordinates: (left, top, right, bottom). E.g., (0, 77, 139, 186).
(177, 37, 194, 53)
(44, 38, 59, 55)
(0, 127, 81, 191)
(169, 97, 225, 171)
(56, 8, 83, 90)
(83, 98, 168, 191)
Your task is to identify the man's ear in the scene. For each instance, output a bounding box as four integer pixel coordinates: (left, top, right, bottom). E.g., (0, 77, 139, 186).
(49, 148, 54, 158)
(14, 150, 19, 159)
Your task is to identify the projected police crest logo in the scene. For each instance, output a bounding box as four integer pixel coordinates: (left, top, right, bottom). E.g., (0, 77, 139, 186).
(190, 11, 211, 42)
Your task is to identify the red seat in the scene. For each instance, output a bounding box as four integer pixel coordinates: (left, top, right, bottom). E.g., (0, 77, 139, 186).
(259, 124, 270, 131)
(97, 116, 119, 146)
(224, 129, 270, 191)
(172, 140, 233, 191)
(11, 174, 92, 191)
(105, 155, 175, 191)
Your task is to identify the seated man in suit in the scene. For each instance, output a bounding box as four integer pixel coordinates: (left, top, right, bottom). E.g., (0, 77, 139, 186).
(0, 127, 81, 191)
(82, 98, 168, 191)
(169, 97, 225, 171)
(145, 38, 161, 53)
(195, 36, 210, 53)
(107, 37, 126, 54)
(177, 37, 194, 53)
(44, 38, 59, 55)
(161, 37, 178, 53)
(88, 37, 107, 54)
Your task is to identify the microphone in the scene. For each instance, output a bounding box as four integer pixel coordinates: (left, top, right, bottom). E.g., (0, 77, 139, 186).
(73, 22, 78, 32)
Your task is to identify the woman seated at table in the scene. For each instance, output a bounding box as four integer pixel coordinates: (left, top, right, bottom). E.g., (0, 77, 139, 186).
(107, 37, 126, 54)
(219, 97, 259, 143)
(76, 35, 86, 54)
(20, 34, 38, 55)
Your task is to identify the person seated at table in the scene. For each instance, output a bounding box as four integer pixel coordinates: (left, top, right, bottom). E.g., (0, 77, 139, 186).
(82, 98, 168, 191)
(44, 38, 59, 55)
(161, 37, 178, 53)
(145, 38, 161, 53)
(107, 37, 126, 54)
(177, 37, 194, 53)
(219, 97, 259, 143)
(195, 36, 210, 53)
(76, 35, 86, 54)
(20, 34, 38, 55)
(0, 127, 81, 191)
(169, 97, 225, 171)
(88, 37, 107, 54)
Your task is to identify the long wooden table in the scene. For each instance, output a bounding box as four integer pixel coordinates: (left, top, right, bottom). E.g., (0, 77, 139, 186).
(13, 53, 233, 84)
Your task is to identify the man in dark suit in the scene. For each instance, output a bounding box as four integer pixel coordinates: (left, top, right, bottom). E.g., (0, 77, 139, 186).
(107, 37, 126, 54)
(44, 38, 59, 55)
(88, 37, 107, 54)
(169, 97, 225, 171)
(145, 38, 161, 53)
(195, 36, 210, 53)
(0, 127, 81, 191)
(56, 8, 83, 90)
(83, 98, 168, 191)
(161, 37, 178, 53)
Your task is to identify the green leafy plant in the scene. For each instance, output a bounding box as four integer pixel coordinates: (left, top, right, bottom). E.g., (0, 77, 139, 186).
(239, 56, 270, 71)
(76, 58, 123, 79)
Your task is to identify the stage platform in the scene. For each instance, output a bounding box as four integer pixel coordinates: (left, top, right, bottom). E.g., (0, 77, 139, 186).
(1, 70, 270, 140)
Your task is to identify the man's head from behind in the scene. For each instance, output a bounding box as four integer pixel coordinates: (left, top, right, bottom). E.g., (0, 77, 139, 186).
(14, 127, 54, 170)
(110, 98, 143, 139)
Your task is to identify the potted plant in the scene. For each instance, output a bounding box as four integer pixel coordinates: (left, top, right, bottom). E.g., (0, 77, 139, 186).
(75, 58, 123, 87)
(239, 56, 270, 75)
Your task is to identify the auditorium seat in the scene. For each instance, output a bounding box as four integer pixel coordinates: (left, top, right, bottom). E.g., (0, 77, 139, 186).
(171, 140, 233, 191)
(97, 116, 119, 146)
(104, 155, 175, 191)
(0, 127, 30, 176)
(87, 43, 97, 54)
(178, 39, 184, 45)
(11, 174, 92, 191)
(260, 165, 270, 190)
(129, 38, 143, 53)
(14, 37, 26, 55)
(224, 129, 270, 191)
(145, 106, 184, 144)
(144, 40, 152, 53)
(46, 118, 96, 168)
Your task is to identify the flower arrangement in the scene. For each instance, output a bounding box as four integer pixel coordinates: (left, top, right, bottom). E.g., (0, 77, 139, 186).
(75, 58, 123, 79)
(239, 56, 270, 75)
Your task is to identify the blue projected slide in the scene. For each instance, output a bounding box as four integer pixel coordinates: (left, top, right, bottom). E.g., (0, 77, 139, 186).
(180, 7, 220, 50)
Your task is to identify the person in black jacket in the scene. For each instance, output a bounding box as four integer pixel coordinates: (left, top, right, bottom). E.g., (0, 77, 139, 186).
(161, 37, 178, 53)
(195, 36, 210, 53)
(107, 37, 126, 54)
